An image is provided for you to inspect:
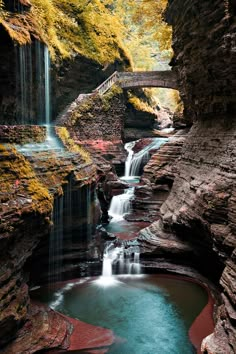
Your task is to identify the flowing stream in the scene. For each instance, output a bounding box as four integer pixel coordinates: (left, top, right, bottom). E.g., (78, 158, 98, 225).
(125, 138, 168, 177)
(28, 128, 211, 353)
(109, 187, 134, 222)
(108, 138, 168, 224)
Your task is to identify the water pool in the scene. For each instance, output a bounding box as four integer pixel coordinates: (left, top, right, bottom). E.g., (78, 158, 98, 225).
(32, 275, 208, 354)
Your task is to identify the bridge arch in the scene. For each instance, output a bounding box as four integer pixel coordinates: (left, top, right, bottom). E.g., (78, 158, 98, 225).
(93, 70, 178, 95)
(118, 71, 178, 90)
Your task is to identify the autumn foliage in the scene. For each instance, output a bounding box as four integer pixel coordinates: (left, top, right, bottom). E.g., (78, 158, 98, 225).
(0, 0, 131, 64)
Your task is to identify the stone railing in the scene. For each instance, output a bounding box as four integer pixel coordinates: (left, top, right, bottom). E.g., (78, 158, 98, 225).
(93, 71, 120, 95)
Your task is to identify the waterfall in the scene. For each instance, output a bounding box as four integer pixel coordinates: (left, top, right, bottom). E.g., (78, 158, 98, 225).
(125, 138, 168, 177)
(96, 242, 141, 286)
(49, 183, 96, 284)
(49, 195, 64, 284)
(18, 45, 33, 124)
(44, 46, 51, 125)
(35, 41, 45, 124)
(125, 247, 141, 275)
(17, 42, 51, 125)
(132, 251, 141, 274)
(109, 187, 134, 221)
(124, 141, 135, 177)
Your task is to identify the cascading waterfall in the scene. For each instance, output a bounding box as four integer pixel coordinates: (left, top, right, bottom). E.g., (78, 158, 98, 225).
(125, 138, 168, 177)
(96, 242, 141, 286)
(132, 250, 141, 274)
(109, 187, 134, 221)
(102, 244, 122, 277)
(103, 139, 169, 283)
(124, 141, 135, 177)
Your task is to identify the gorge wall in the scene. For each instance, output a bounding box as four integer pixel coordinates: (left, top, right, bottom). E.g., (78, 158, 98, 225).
(0, 127, 98, 351)
(137, 1, 236, 352)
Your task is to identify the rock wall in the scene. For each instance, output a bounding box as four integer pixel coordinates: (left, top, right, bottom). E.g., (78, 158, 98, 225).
(0, 29, 128, 125)
(0, 131, 98, 351)
(167, 0, 236, 122)
(53, 55, 128, 119)
(141, 1, 236, 352)
(124, 89, 158, 142)
(0, 30, 17, 124)
(0, 144, 53, 347)
(56, 87, 127, 175)
(0, 125, 46, 144)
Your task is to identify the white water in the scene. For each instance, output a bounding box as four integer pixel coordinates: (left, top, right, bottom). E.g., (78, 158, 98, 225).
(96, 244, 124, 286)
(96, 243, 142, 287)
(125, 138, 168, 177)
(132, 251, 141, 274)
(17, 42, 51, 125)
(49, 278, 88, 309)
(49, 195, 64, 284)
(18, 45, 33, 123)
(35, 41, 45, 124)
(44, 46, 51, 126)
(102, 244, 123, 277)
(124, 141, 135, 177)
(16, 125, 63, 155)
(109, 187, 134, 222)
(98, 139, 168, 286)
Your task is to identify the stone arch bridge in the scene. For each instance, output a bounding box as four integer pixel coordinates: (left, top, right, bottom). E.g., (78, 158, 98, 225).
(94, 70, 178, 95)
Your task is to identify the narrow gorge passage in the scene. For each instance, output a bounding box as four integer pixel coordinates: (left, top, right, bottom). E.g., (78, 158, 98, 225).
(106, 138, 168, 240)
(0, 0, 235, 353)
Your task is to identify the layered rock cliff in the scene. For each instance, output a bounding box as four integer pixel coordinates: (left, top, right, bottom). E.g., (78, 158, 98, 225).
(137, 1, 236, 352)
(0, 127, 98, 351)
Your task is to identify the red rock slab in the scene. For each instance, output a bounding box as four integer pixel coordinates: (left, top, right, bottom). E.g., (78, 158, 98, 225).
(63, 315, 115, 353)
(188, 287, 215, 354)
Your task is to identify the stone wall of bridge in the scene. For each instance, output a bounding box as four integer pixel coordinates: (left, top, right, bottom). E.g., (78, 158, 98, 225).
(118, 71, 178, 90)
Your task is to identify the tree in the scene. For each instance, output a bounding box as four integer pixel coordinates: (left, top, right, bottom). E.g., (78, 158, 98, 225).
(111, 0, 172, 70)
(0, 0, 131, 65)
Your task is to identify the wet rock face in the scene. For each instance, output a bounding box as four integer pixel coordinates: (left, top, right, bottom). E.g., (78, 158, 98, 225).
(0, 31, 17, 124)
(166, 0, 236, 122)
(155, 1, 236, 352)
(0, 125, 46, 144)
(160, 118, 236, 353)
(0, 146, 52, 347)
(0, 137, 98, 350)
(57, 89, 127, 176)
(124, 100, 157, 142)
